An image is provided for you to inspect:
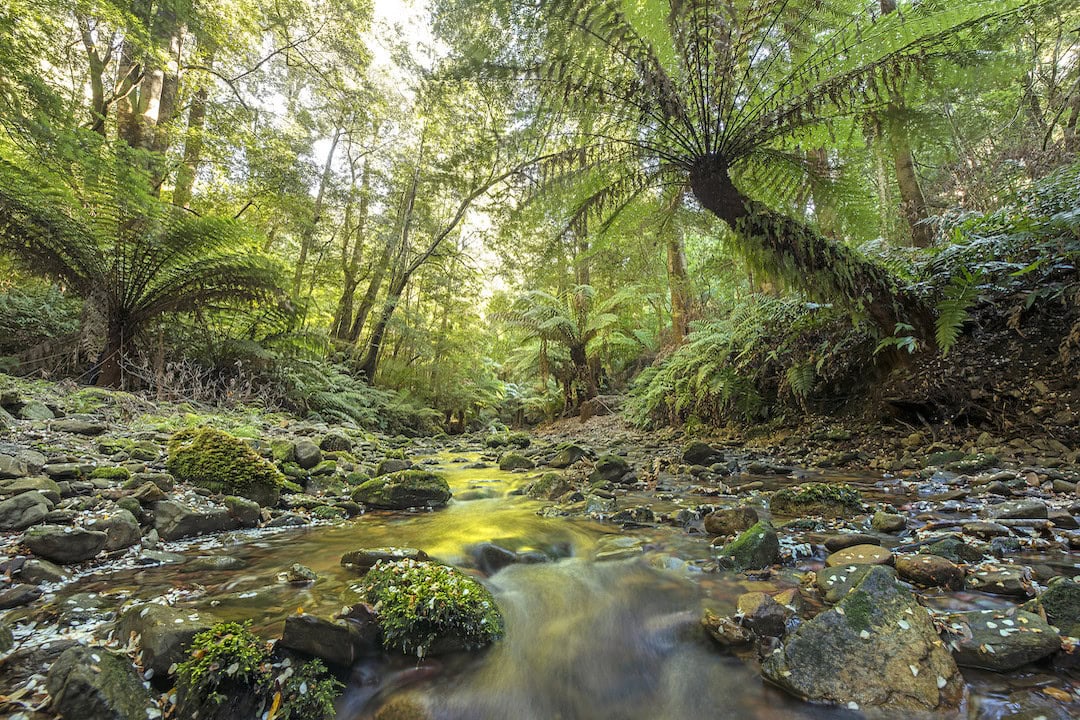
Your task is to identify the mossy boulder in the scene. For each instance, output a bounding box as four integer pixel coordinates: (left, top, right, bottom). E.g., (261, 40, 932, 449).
(91, 465, 131, 482)
(351, 470, 451, 510)
(358, 559, 503, 656)
(770, 482, 863, 518)
(762, 566, 964, 713)
(1032, 577, 1080, 637)
(46, 645, 153, 720)
(166, 427, 284, 507)
(548, 443, 591, 468)
(498, 452, 535, 471)
(590, 454, 630, 484)
(716, 521, 779, 571)
(484, 431, 530, 449)
(526, 472, 572, 500)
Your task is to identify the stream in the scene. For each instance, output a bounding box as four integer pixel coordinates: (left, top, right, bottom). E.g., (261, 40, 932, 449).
(38, 452, 1080, 719)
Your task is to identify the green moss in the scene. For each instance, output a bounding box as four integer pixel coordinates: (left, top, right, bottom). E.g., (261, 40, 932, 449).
(230, 425, 260, 439)
(770, 482, 863, 517)
(351, 470, 451, 509)
(175, 622, 339, 720)
(485, 431, 531, 449)
(345, 471, 371, 486)
(91, 465, 131, 481)
(271, 439, 297, 463)
(527, 472, 571, 500)
(843, 589, 873, 632)
(98, 437, 135, 455)
(166, 426, 283, 505)
(359, 559, 503, 657)
(312, 505, 347, 520)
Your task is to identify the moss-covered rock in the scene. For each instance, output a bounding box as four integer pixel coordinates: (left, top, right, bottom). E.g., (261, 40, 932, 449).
(498, 452, 535, 471)
(1033, 577, 1080, 637)
(548, 443, 591, 468)
(590, 454, 630, 484)
(175, 622, 340, 720)
(485, 431, 530, 449)
(716, 521, 779, 571)
(526, 472, 572, 500)
(166, 427, 284, 507)
(351, 470, 451, 510)
(46, 645, 153, 720)
(770, 482, 863, 517)
(358, 559, 503, 657)
(91, 465, 131, 481)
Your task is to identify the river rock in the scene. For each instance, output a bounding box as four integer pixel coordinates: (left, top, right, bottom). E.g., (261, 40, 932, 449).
(351, 470, 451, 510)
(923, 535, 986, 563)
(131, 481, 166, 504)
(52, 418, 107, 436)
(762, 566, 964, 713)
(19, 557, 70, 583)
(285, 563, 316, 583)
(91, 509, 142, 551)
(0, 583, 42, 609)
(941, 609, 1060, 671)
(965, 565, 1034, 597)
(871, 511, 907, 533)
(0, 490, 52, 530)
(0, 622, 11, 653)
(294, 439, 323, 469)
(548, 444, 591, 468)
(702, 608, 753, 646)
(18, 400, 54, 420)
(152, 500, 239, 541)
(342, 546, 430, 571)
(526, 473, 572, 500)
(962, 521, 1012, 539)
(737, 591, 791, 638)
(1, 475, 61, 503)
(823, 533, 880, 552)
(704, 506, 758, 536)
(115, 603, 218, 680)
(224, 495, 261, 527)
(0, 453, 28, 479)
(590, 454, 630, 484)
(22, 524, 108, 563)
(375, 458, 412, 476)
(683, 441, 723, 466)
(984, 499, 1048, 520)
(895, 554, 964, 589)
(320, 432, 352, 452)
(279, 612, 378, 667)
(816, 564, 897, 604)
(825, 544, 893, 568)
(717, 521, 779, 571)
(46, 645, 152, 720)
(1032, 577, 1080, 637)
(498, 452, 535, 471)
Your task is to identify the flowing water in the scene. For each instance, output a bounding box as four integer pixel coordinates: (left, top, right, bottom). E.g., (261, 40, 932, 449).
(45, 454, 1080, 719)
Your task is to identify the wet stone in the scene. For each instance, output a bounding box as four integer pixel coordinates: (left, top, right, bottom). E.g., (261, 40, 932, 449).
(716, 521, 779, 571)
(823, 533, 879, 552)
(341, 546, 429, 571)
(895, 554, 964, 589)
(984, 499, 1048, 520)
(703, 506, 758, 536)
(965, 565, 1035, 597)
(923, 535, 987, 563)
(0, 583, 42, 609)
(941, 609, 1060, 671)
(22, 524, 108, 564)
(870, 511, 907, 533)
(46, 645, 152, 720)
(963, 521, 1012, 539)
(816, 564, 897, 604)
(701, 609, 752, 646)
(824, 544, 892, 568)
(279, 612, 378, 667)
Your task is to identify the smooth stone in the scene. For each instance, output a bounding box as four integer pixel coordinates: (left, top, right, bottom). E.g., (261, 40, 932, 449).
(0, 583, 43, 609)
(19, 557, 71, 584)
(548, 444, 591, 469)
(984, 499, 1048, 520)
(374, 458, 412, 476)
(0, 490, 52, 531)
(18, 400, 54, 421)
(1033, 578, 1080, 637)
(824, 544, 893, 568)
(871, 511, 907, 533)
(90, 509, 142, 551)
(963, 521, 1012, 539)
(0, 454, 28, 479)
(816, 564, 897, 604)
(895, 554, 964, 589)
(51, 418, 108, 436)
(22, 524, 108, 564)
(0, 476, 62, 504)
(224, 495, 261, 527)
(683, 441, 723, 466)
(294, 439, 323, 470)
(151, 500, 240, 541)
(43, 462, 91, 480)
(703, 506, 758, 536)
(823, 533, 880, 552)
(279, 612, 378, 667)
(498, 452, 536, 471)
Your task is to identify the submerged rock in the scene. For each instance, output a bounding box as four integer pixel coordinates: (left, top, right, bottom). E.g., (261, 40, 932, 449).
(762, 566, 964, 714)
(280, 612, 377, 667)
(351, 470, 451, 510)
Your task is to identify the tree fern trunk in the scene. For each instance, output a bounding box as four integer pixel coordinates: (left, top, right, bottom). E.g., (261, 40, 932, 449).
(689, 156, 933, 340)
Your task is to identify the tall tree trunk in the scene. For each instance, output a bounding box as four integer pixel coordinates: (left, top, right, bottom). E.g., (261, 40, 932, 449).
(880, 0, 932, 248)
(357, 274, 407, 380)
(173, 49, 211, 209)
(97, 313, 131, 389)
(293, 125, 342, 297)
(665, 231, 691, 342)
(78, 16, 109, 136)
(688, 155, 933, 340)
(332, 160, 372, 339)
(348, 233, 394, 343)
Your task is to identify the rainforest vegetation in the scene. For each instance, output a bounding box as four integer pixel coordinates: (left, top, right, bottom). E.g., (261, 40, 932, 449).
(0, 0, 1075, 436)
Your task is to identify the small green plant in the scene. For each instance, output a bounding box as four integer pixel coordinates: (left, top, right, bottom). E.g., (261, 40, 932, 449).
(174, 622, 341, 720)
(358, 559, 504, 657)
(934, 269, 982, 355)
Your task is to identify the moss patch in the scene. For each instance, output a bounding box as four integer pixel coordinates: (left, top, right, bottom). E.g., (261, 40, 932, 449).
(166, 426, 284, 506)
(770, 482, 863, 517)
(359, 559, 503, 657)
(90, 466, 131, 481)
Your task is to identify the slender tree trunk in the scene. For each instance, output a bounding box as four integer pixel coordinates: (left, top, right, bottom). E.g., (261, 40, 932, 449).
(78, 16, 109, 136)
(333, 160, 372, 339)
(665, 231, 691, 342)
(688, 155, 933, 340)
(173, 47, 213, 208)
(293, 126, 342, 297)
(357, 274, 407, 380)
(348, 234, 394, 343)
(880, 0, 932, 248)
